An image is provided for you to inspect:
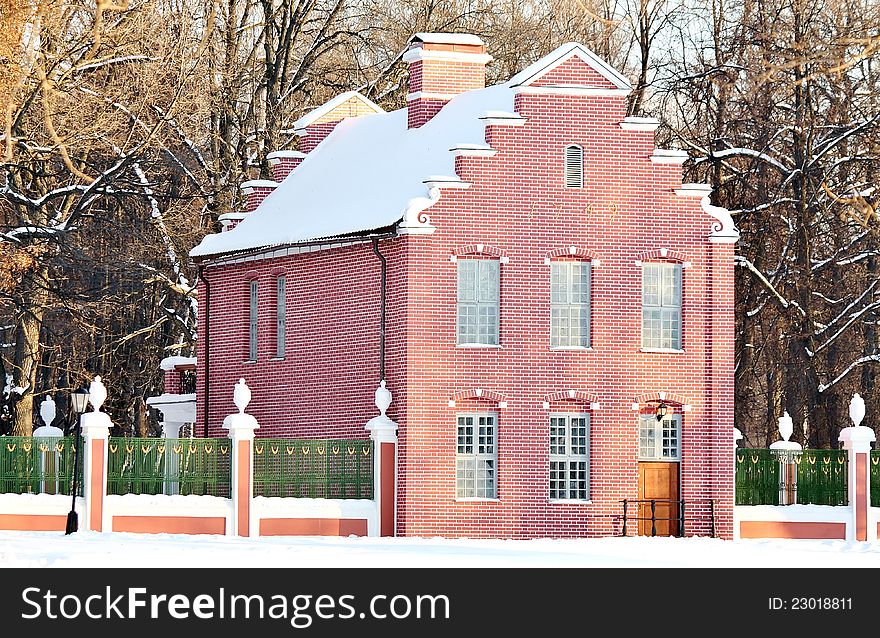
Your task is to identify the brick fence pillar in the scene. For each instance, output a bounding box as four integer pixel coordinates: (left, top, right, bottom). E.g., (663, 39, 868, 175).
(839, 399, 875, 542)
(223, 379, 259, 537)
(80, 376, 112, 532)
(366, 381, 398, 537)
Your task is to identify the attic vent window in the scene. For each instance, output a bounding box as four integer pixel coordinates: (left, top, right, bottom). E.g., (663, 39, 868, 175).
(565, 145, 583, 188)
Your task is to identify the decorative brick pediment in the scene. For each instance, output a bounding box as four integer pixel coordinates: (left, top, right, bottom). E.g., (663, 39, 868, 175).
(632, 391, 693, 410)
(448, 388, 508, 408)
(636, 248, 688, 263)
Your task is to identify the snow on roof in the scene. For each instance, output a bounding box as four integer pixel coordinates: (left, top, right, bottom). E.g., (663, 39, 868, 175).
(507, 42, 632, 90)
(159, 356, 196, 371)
(292, 91, 384, 131)
(410, 33, 485, 46)
(190, 43, 631, 260)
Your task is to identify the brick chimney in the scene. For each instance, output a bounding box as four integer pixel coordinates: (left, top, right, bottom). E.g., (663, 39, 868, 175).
(403, 33, 492, 129)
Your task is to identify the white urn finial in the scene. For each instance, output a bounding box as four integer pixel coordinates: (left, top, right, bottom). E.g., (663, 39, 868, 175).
(375, 380, 392, 416)
(734, 427, 743, 444)
(778, 411, 793, 442)
(233, 378, 251, 414)
(39, 395, 56, 427)
(850, 393, 866, 427)
(88, 375, 107, 412)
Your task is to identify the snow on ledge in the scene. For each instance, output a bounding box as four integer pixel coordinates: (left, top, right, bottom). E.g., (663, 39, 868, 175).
(159, 355, 196, 371)
(105, 494, 233, 518)
(734, 504, 851, 523)
(411, 33, 485, 46)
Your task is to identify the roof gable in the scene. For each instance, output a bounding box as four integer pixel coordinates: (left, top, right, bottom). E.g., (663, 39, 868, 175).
(293, 91, 384, 131)
(508, 43, 631, 91)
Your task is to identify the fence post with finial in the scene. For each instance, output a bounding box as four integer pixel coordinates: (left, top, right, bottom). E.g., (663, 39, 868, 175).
(365, 380, 398, 537)
(838, 393, 876, 542)
(223, 378, 259, 537)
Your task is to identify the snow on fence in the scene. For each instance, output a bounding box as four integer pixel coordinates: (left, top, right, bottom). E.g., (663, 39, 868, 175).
(0, 377, 395, 538)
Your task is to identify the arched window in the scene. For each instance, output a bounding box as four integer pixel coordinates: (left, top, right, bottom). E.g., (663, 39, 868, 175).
(565, 145, 583, 188)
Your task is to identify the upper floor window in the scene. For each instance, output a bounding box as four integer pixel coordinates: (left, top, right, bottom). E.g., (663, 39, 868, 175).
(549, 414, 590, 500)
(248, 280, 258, 361)
(551, 261, 591, 348)
(639, 413, 681, 461)
(275, 276, 286, 358)
(456, 413, 497, 498)
(457, 259, 499, 346)
(642, 262, 682, 350)
(565, 145, 583, 188)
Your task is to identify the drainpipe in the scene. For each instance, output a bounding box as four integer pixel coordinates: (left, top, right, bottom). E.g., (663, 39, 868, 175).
(371, 238, 387, 382)
(198, 265, 210, 437)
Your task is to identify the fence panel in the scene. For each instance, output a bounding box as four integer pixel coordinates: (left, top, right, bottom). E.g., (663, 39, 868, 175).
(873, 451, 880, 508)
(0, 436, 82, 496)
(735, 448, 779, 505)
(253, 439, 373, 499)
(795, 450, 848, 506)
(106, 437, 231, 497)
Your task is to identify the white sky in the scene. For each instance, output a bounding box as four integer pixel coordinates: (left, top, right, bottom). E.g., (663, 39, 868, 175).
(2, 530, 880, 568)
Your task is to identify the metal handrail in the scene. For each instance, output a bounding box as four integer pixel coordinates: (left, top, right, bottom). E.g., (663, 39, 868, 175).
(620, 498, 716, 537)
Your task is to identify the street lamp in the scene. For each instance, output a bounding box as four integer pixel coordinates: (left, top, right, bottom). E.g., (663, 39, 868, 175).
(655, 402, 668, 421)
(65, 387, 90, 535)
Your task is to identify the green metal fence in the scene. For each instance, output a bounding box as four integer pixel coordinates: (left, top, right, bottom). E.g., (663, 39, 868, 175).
(873, 451, 880, 508)
(795, 449, 848, 506)
(252, 439, 373, 499)
(106, 437, 231, 497)
(0, 436, 82, 495)
(735, 448, 779, 505)
(735, 448, 849, 506)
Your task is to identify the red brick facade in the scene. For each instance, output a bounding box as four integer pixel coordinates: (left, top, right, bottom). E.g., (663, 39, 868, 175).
(194, 36, 736, 540)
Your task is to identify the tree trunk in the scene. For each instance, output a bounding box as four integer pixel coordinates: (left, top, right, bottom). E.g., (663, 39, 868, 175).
(11, 267, 48, 436)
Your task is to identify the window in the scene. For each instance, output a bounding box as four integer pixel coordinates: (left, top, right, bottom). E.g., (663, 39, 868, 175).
(456, 414, 497, 498)
(565, 144, 583, 188)
(248, 281, 258, 360)
(642, 262, 682, 350)
(275, 276, 286, 358)
(549, 414, 590, 500)
(457, 259, 499, 345)
(639, 413, 681, 460)
(551, 261, 591, 348)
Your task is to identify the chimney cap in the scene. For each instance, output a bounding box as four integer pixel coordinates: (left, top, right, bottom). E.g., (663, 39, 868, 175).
(410, 33, 485, 46)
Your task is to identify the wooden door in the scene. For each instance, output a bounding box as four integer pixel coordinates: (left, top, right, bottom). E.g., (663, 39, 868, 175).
(638, 462, 679, 536)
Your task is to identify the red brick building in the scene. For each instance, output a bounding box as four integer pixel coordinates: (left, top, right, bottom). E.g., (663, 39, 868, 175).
(190, 33, 739, 540)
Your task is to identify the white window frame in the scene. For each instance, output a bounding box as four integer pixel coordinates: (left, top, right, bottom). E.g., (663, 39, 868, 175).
(639, 413, 681, 461)
(457, 258, 500, 346)
(549, 413, 590, 501)
(550, 261, 591, 349)
(641, 262, 682, 351)
(456, 413, 498, 500)
(275, 276, 286, 358)
(565, 144, 583, 188)
(248, 280, 258, 361)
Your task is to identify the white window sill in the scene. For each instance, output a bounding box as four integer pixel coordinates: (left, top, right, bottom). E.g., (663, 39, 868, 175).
(639, 348, 685, 354)
(456, 343, 502, 349)
(550, 346, 593, 352)
(243, 360, 257, 364)
(455, 498, 501, 502)
(269, 357, 285, 362)
(549, 499, 592, 505)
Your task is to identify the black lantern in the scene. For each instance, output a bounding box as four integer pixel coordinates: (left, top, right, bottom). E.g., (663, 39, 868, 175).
(656, 402, 668, 421)
(65, 387, 90, 535)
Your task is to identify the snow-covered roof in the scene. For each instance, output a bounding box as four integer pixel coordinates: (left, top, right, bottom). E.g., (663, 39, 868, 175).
(159, 356, 196, 371)
(190, 43, 631, 260)
(292, 91, 384, 131)
(410, 33, 485, 46)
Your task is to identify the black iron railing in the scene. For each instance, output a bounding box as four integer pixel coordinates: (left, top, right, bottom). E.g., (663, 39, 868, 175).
(619, 498, 716, 538)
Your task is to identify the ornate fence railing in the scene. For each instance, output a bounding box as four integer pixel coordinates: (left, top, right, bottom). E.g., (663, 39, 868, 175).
(0, 436, 82, 496)
(735, 448, 848, 506)
(872, 451, 880, 508)
(106, 437, 231, 497)
(252, 438, 374, 499)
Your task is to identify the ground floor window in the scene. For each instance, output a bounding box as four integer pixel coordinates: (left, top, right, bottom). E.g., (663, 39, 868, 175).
(549, 414, 590, 500)
(456, 414, 497, 498)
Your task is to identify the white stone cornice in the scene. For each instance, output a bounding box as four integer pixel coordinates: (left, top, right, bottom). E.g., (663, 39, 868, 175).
(651, 149, 689, 164)
(402, 47, 493, 65)
(407, 91, 459, 101)
(450, 144, 498, 158)
(478, 111, 527, 126)
(620, 116, 661, 132)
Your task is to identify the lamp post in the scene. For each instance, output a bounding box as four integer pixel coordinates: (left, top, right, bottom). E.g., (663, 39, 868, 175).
(65, 387, 90, 535)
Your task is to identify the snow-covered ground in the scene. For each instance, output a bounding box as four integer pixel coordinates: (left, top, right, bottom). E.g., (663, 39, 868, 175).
(2, 530, 879, 568)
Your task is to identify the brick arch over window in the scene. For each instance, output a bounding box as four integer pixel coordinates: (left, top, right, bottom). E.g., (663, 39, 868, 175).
(545, 246, 598, 262)
(635, 248, 688, 263)
(543, 390, 600, 404)
(451, 244, 506, 259)
(632, 391, 692, 409)
(448, 388, 508, 407)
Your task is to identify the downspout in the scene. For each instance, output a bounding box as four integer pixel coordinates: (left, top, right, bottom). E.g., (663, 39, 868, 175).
(198, 265, 210, 437)
(371, 238, 387, 381)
